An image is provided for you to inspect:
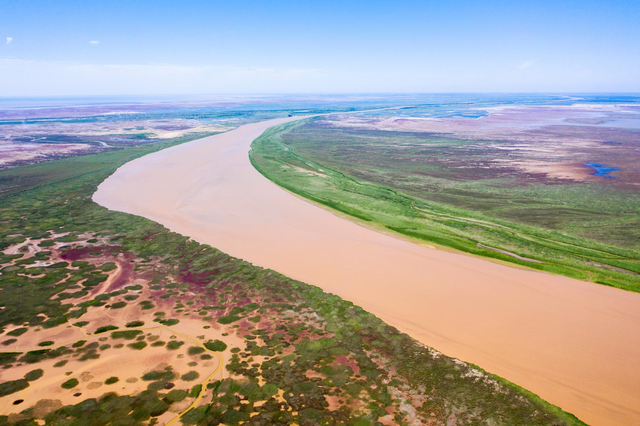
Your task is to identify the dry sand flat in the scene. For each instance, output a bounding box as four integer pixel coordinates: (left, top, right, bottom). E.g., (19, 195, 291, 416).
(94, 117, 640, 426)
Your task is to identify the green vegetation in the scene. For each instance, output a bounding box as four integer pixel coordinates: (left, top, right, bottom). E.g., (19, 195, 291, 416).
(128, 341, 148, 350)
(5, 391, 176, 424)
(204, 340, 227, 352)
(24, 369, 44, 381)
(7, 328, 28, 337)
(166, 341, 185, 351)
(0, 379, 29, 397)
(142, 370, 175, 382)
(61, 378, 79, 389)
(111, 330, 143, 340)
(217, 314, 241, 324)
(188, 346, 206, 355)
(0, 127, 586, 425)
(165, 389, 188, 403)
(105, 376, 120, 385)
(180, 371, 200, 381)
(95, 325, 119, 334)
(250, 119, 640, 292)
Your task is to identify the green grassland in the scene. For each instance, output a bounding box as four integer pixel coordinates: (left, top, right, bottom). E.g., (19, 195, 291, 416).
(250, 119, 640, 292)
(0, 128, 587, 424)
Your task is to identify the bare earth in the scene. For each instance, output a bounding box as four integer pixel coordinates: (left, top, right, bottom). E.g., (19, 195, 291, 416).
(94, 117, 640, 426)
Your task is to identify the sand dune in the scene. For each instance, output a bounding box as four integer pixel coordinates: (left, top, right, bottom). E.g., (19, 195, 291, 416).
(94, 117, 640, 426)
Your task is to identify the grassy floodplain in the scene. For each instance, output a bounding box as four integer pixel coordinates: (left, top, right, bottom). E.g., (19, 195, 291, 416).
(250, 118, 640, 292)
(0, 127, 587, 424)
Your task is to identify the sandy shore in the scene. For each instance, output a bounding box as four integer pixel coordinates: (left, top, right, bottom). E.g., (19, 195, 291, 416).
(94, 117, 640, 426)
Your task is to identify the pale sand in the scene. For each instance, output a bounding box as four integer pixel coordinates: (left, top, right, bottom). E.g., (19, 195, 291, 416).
(94, 117, 640, 426)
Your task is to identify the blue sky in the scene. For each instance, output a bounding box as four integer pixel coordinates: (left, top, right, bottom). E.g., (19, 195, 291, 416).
(1, 0, 639, 95)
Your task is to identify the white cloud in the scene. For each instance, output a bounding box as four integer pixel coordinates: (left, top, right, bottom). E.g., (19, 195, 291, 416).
(89, 40, 99, 45)
(6, 37, 12, 45)
(518, 60, 534, 69)
(0, 59, 328, 96)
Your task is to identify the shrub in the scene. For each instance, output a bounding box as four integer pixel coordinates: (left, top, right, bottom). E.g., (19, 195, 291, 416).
(189, 384, 202, 397)
(0, 379, 29, 396)
(217, 315, 241, 325)
(204, 340, 227, 352)
(110, 301, 127, 309)
(24, 369, 44, 381)
(94, 325, 118, 334)
(166, 341, 184, 351)
(164, 389, 188, 403)
(188, 346, 205, 356)
(7, 328, 28, 337)
(61, 378, 79, 389)
(142, 370, 175, 381)
(180, 371, 200, 381)
(128, 341, 147, 350)
(111, 330, 143, 340)
(100, 262, 117, 272)
(105, 376, 119, 385)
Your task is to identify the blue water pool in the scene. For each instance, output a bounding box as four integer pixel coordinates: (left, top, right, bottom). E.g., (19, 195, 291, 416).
(584, 162, 621, 178)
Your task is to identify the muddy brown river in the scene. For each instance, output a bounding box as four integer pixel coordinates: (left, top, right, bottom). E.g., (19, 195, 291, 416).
(94, 117, 640, 426)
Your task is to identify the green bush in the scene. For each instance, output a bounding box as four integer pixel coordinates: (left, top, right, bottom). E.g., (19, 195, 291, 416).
(111, 330, 143, 340)
(7, 327, 28, 337)
(24, 369, 44, 381)
(164, 389, 188, 403)
(61, 378, 79, 389)
(217, 315, 241, 324)
(100, 262, 117, 272)
(110, 301, 127, 309)
(0, 379, 29, 396)
(105, 376, 119, 385)
(142, 370, 175, 381)
(188, 346, 205, 356)
(180, 371, 200, 381)
(166, 341, 184, 351)
(94, 325, 119, 334)
(128, 341, 147, 350)
(204, 340, 227, 352)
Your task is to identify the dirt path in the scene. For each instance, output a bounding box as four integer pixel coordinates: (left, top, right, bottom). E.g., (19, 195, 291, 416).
(94, 117, 640, 426)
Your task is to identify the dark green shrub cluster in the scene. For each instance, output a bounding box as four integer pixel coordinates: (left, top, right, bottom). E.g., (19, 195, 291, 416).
(203, 340, 227, 352)
(61, 378, 79, 389)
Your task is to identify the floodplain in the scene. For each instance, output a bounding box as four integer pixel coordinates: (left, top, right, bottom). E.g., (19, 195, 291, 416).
(96, 108, 640, 425)
(0, 97, 590, 425)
